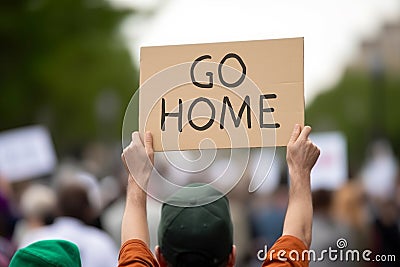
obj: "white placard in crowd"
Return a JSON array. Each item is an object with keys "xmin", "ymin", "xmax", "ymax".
[
  {"xmin": 309, "ymin": 132, "xmax": 348, "ymax": 191},
  {"xmin": 249, "ymin": 148, "xmax": 281, "ymax": 194},
  {"xmin": 0, "ymin": 126, "xmax": 57, "ymax": 181}
]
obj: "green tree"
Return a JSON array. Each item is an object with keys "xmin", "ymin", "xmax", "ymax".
[
  {"xmin": 306, "ymin": 70, "xmax": 400, "ymax": 173},
  {"xmin": 0, "ymin": 0, "xmax": 138, "ymax": 153}
]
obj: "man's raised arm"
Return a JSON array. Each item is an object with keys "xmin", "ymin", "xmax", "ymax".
[
  {"xmin": 283, "ymin": 124, "xmax": 320, "ymax": 248},
  {"xmin": 120, "ymin": 131, "xmax": 154, "ymax": 246}
]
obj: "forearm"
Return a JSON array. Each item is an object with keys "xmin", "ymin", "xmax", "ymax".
[
  {"xmin": 282, "ymin": 125, "xmax": 319, "ymax": 248},
  {"xmin": 121, "ymin": 175, "xmax": 150, "ymax": 246},
  {"xmin": 282, "ymin": 170, "xmax": 313, "ymax": 248}
]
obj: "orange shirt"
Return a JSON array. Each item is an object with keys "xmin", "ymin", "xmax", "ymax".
[
  {"xmin": 118, "ymin": 235, "xmax": 308, "ymax": 267},
  {"xmin": 118, "ymin": 239, "xmax": 159, "ymax": 267},
  {"xmin": 262, "ymin": 235, "xmax": 309, "ymax": 267}
]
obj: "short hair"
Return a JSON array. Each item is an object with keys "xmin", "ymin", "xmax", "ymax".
[{"xmin": 57, "ymin": 183, "xmax": 90, "ymax": 222}]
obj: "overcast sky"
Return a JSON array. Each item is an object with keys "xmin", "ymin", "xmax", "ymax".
[{"xmin": 113, "ymin": 0, "xmax": 400, "ymax": 104}]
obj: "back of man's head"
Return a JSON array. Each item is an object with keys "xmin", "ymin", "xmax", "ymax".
[
  {"xmin": 158, "ymin": 183, "xmax": 233, "ymax": 267},
  {"xmin": 57, "ymin": 183, "xmax": 91, "ymax": 223}
]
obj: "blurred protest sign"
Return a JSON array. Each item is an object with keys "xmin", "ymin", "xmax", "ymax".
[
  {"xmin": 309, "ymin": 132, "xmax": 348, "ymax": 191},
  {"xmin": 361, "ymin": 140, "xmax": 398, "ymax": 199},
  {"xmin": 139, "ymin": 38, "xmax": 304, "ymax": 151},
  {"xmin": 0, "ymin": 126, "xmax": 57, "ymax": 181},
  {"xmin": 248, "ymin": 148, "xmax": 282, "ymax": 194}
]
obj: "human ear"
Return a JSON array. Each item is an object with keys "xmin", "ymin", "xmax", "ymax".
[
  {"xmin": 155, "ymin": 246, "xmax": 168, "ymax": 267},
  {"xmin": 227, "ymin": 245, "xmax": 236, "ymax": 267}
]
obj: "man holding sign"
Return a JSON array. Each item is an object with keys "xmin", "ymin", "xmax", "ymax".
[
  {"xmin": 118, "ymin": 38, "xmax": 319, "ymax": 266},
  {"xmin": 119, "ymin": 125, "xmax": 319, "ymax": 267}
]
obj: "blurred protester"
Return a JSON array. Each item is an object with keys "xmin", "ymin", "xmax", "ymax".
[
  {"xmin": 248, "ymin": 185, "xmax": 287, "ymax": 267},
  {"xmin": 101, "ymin": 167, "xmax": 131, "ymax": 246},
  {"xmin": 13, "ymin": 184, "xmax": 56, "ymax": 246},
  {"xmin": 361, "ymin": 140, "xmax": 399, "ymax": 267},
  {"xmin": 101, "ymin": 192, "xmax": 126, "ymax": 245},
  {"xmin": 0, "ymin": 176, "xmax": 17, "ymax": 267},
  {"xmin": 54, "ymin": 165, "xmax": 104, "ymax": 228},
  {"xmin": 102, "ymin": 185, "xmax": 163, "ymax": 251},
  {"xmin": 332, "ymin": 180, "xmax": 370, "ymax": 249},
  {"xmin": 0, "ymin": 175, "xmax": 13, "ymax": 201},
  {"xmin": 19, "ymin": 177, "xmax": 118, "ymax": 267},
  {"xmin": 369, "ymin": 198, "xmax": 400, "ymax": 267},
  {"xmin": 310, "ymin": 189, "xmax": 352, "ymax": 267},
  {"xmin": 250, "ymin": 185, "xmax": 287, "ymax": 248}
]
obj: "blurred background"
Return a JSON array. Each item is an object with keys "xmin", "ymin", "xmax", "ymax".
[{"xmin": 0, "ymin": 0, "xmax": 399, "ymax": 266}]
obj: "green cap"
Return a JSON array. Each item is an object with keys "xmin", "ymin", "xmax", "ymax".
[
  {"xmin": 158, "ymin": 183, "xmax": 233, "ymax": 267},
  {"xmin": 9, "ymin": 240, "xmax": 81, "ymax": 267}
]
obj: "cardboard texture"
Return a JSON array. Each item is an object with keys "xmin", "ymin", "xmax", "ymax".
[{"xmin": 139, "ymin": 38, "xmax": 304, "ymax": 151}]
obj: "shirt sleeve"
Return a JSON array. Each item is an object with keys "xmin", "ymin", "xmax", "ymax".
[
  {"xmin": 262, "ymin": 235, "xmax": 309, "ymax": 267},
  {"xmin": 118, "ymin": 239, "xmax": 160, "ymax": 267}
]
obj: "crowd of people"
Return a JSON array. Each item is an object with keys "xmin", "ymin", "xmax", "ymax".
[{"xmin": 0, "ymin": 129, "xmax": 399, "ymax": 266}]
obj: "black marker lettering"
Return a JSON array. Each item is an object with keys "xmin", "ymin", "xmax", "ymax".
[
  {"xmin": 188, "ymin": 97, "xmax": 215, "ymax": 131},
  {"xmin": 218, "ymin": 53, "xmax": 246, "ymax": 88},
  {"xmin": 161, "ymin": 98, "xmax": 183, "ymax": 132},
  {"xmin": 191, "ymin": 55, "xmax": 213, "ymax": 88},
  {"xmin": 220, "ymin": 95, "xmax": 251, "ymax": 129},
  {"xmin": 259, "ymin": 94, "xmax": 280, "ymax": 128}
]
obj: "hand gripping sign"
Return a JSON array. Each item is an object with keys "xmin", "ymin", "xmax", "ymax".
[{"xmin": 138, "ymin": 38, "xmax": 304, "ymax": 152}]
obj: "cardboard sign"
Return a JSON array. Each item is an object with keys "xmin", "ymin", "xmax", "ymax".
[
  {"xmin": 139, "ymin": 38, "xmax": 304, "ymax": 151},
  {"xmin": 0, "ymin": 126, "xmax": 57, "ymax": 181}
]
